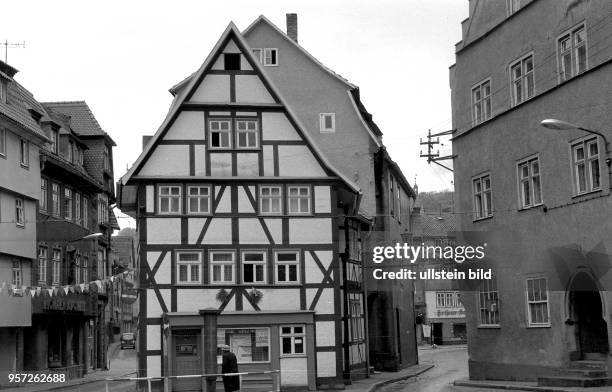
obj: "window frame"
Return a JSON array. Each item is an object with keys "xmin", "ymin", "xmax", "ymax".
[
  {"xmin": 64, "ymin": 187, "xmax": 73, "ymax": 221},
  {"xmin": 471, "ymin": 78, "xmax": 492, "ymax": 126},
  {"xmin": 209, "ymin": 250, "xmax": 236, "ymax": 284},
  {"xmin": 50, "ymin": 129, "xmax": 59, "ymax": 154},
  {"xmin": 15, "ymin": 197, "xmax": 25, "ymax": 227},
  {"xmin": 557, "ymin": 24, "xmax": 587, "ymax": 83},
  {"xmin": 208, "ymin": 119, "xmax": 233, "ymax": 150},
  {"xmin": 259, "ymin": 185, "xmax": 283, "ymax": 215},
  {"xmin": 235, "ymin": 119, "xmax": 259, "ymax": 149},
  {"xmin": 52, "ymin": 248, "xmax": 61, "ymax": 285},
  {"xmin": 38, "ymin": 246, "xmax": 48, "ymax": 284},
  {"xmin": 158, "ymin": 185, "xmax": 182, "ymax": 215},
  {"xmin": 570, "ymin": 136, "xmax": 601, "ymax": 196},
  {"xmin": 472, "ymin": 173, "xmax": 493, "ymax": 221},
  {"xmin": 12, "ymin": 259, "xmax": 22, "ymax": 286},
  {"xmin": 51, "ymin": 183, "xmax": 60, "ymax": 216},
  {"xmin": 263, "ymin": 48, "xmax": 278, "ymax": 66},
  {"xmin": 19, "ymin": 138, "xmax": 29, "ymax": 168},
  {"xmin": 252, "ymin": 48, "xmax": 263, "ymax": 63},
  {"xmin": 187, "ymin": 185, "xmax": 212, "ymax": 215},
  {"xmin": 176, "ymin": 250, "xmax": 202, "ymax": 285},
  {"xmin": 274, "ymin": 250, "xmax": 300, "ymax": 284},
  {"xmin": 525, "ymin": 276, "xmax": 551, "ymax": 327},
  {"xmin": 319, "ymin": 113, "xmax": 336, "ymax": 133},
  {"xmin": 478, "ymin": 278, "xmax": 500, "ymax": 328},
  {"xmin": 40, "ymin": 178, "xmax": 48, "ymax": 212},
  {"xmin": 0, "ymin": 128, "xmax": 6, "ymax": 157},
  {"xmin": 287, "ymin": 185, "xmax": 311, "ymax": 215},
  {"xmin": 241, "ymin": 250, "xmax": 267, "ymax": 285},
  {"xmin": 280, "ymin": 325, "xmax": 306, "ymax": 357},
  {"xmin": 509, "ymin": 53, "xmax": 535, "ymax": 106},
  {"xmin": 517, "ymin": 155, "xmax": 543, "ymax": 209}
]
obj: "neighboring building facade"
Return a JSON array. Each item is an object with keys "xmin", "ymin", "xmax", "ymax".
[
  {"xmin": 111, "ymin": 235, "xmax": 138, "ymax": 334},
  {"xmin": 240, "ymin": 14, "xmax": 418, "ymax": 374},
  {"xmin": 0, "ymin": 61, "xmax": 48, "ymax": 379},
  {"xmin": 409, "ymin": 205, "xmax": 464, "ymax": 346},
  {"xmin": 451, "ymin": 0, "xmax": 612, "ymax": 382},
  {"xmin": 119, "ymin": 23, "xmax": 367, "ymax": 391}
]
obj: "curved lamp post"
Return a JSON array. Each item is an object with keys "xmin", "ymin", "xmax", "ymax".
[{"xmin": 540, "ymin": 118, "xmax": 611, "ymax": 188}]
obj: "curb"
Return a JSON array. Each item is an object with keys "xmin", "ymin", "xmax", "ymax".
[
  {"xmin": 453, "ymin": 380, "xmax": 582, "ymax": 392},
  {"xmin": 368, "ymin": 365, "xmax": 434, "ymax": 392}
]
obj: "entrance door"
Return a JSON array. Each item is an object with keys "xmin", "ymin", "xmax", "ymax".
[
  {"xmin": 432, "ymin": 323, "xmax": 443, "ymax": 345},
  {"xmin": 569, "ymin": 272, "xmax": 609, "ymax": 357},
  {"xmin": 173, "ymin": 329, "xmax": 202, "ymax": 391}
]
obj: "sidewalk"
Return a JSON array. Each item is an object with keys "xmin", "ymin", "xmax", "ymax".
[
  {"xmin": 0, "ymin": 342, "xmax": 136, "ymax": 392},
  {"xmin": 454, "ymin": 378, "xmax": 612, "ymax": 392},
  {"xmin": 342, "ymin": 364, "xmax": 434, "ymax": 392}
]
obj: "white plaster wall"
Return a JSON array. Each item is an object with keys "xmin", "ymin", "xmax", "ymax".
[
  {"xmin": 315, "ymin": 321, "xmax": 336, "ymax": 347},
  {"xmin": 202, "ymin": 218, "xmax": 232, "ymax": 244},
  {"xmin": 177, "ymin": 289, "xmax": 218, "ymax": 311},
  {"xmin": 235, "ymin": 75, "xmax": 275, "ymax": 103},
  {"xmin": 194, "ymin": 145, "xmax": 206, "ymax": 175},
  {"xmin": 289, "ymin": 219, "xmax": 332, "ymax": 244},
  {"xmin": 146, "ymin": 185, "xmax": 154, "ymax": 213},
  {"xmin": 314, "ymin": 186, "xmax": 331, "ymax": 213},
  {"xmin": 306, "ymin": 288, "xmax": 334, "ymax": 314},
  {"xmin": 304, "ymin": 252, "xmax": 324, "ymax": 284},
  {"xmin": 191, "ymin": 75, "xmax": 230, "ymax": 102},
  {"xmin": 215, "ymin": 187, "xmax": 232, "ymax": 213},
  {"xmin": 261, "ymin": 113, "xmax": 300, "ymax": 141},
  {"xmin": 278, "ymin": 146, "xmax": 326, "ymax": 177},
  {"xmin": 139, "ymin": 145, "xmax": 190, "ymax": 176},
  {"xmin": 262, "ymin": 145, "xmax": 274, "ymax": 176},
  {"xmin": 239, "ymin": 218, "xmax": 269, "ymax": 244},
  {"xmin": 147, "ymin": 356, "xmax": 161, "ymax": 378},
  {"xmin": 210, "ymin": 153, "xmax": 232, "ymax": 177},
  {"xmin": 147, "ymin": 289, "xmax": 170, "ymax": 318},
  {"xmin": 147, "ymin": 218, "xmax": 181, "ymax": 244},
  {"xmin": 236, "ymin": 153, "xmax": 258, "ymax": 176},
  {"xmin": 316, "ymin": 352, "xmax": 336, "ymax": 377},
  {"xmin": 263, "ymin": 218, "xmax": 282, "ymax": 244},
  {"xmin": 237, "ymin": 187, "xmax": 255, "ymax": 213},
  {"xmin": 147, "ymin": 325, "xmax": 161, "ymax": 350},
  {"xmin": 148, "ymin": 251, "xmax": 171, "ymax": 284},
  {"xmin": 224, "ymin": 40, "xmax": 239, "ymax": 53},
  {"xmin": 280, "ymin": 357, "xmax": 308, "ymax": 386},
  {"xmin": 164, "ymin": 111, "xmax": 205, "ymax": 140},
  {"xmin": 258, "ymin": 288, "xmax": 300, "ymax": 310},
  {"xmin": 187, "ymin": 218, "xmax": 206, "ymax": 244}
]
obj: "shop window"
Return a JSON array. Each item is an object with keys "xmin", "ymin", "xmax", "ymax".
[{"xmin": 218, "ymin": 328, "xmax": 270, "ymax": 363}]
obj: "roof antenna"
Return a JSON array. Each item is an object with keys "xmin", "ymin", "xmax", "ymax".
[{"xmin": 0, "ymin": 40, "xmax": 25, "ymax": 63}]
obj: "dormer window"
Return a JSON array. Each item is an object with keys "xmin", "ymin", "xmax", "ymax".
[
  {"xmin": 224, "ymin": 53, "xmax": 241, "ymax": 71},
  {"xmin": 68, "ymin": 141, "xmax": 74, "ymax": 163},
  {"xmin": 50, "ymin": 129, "xmax": 59, "ymax": 154}
]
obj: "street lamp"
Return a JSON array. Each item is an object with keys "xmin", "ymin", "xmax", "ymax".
[
  {"xmin": 67, "ymin": 232, "xmax": 103, "ymax": 243},
  {"xmin": 540, "ymin": 118, "xmax": 612, "ymax": 188}
]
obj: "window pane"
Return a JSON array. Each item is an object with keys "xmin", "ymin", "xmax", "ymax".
[
  {"xmin": 277, "ymin": 253, "xmax": 297, "ymax": 262},
  {"xmin": 224, "ymin": 265, "xmax": 233, "ymax": 282},
  {"xmin": 179, "ymin": 265, "xmax": 188, "ymax": 281},
  {"xmin": 244, "ymin": 264, "xmax": 254, "ymax": 282},
  {"xmin": 213, "ymin": 265, "xmax": 221, "ymax": 281},
  {"xmin": 277, "ymin": 266, "xmax": 286, "ymax": 281},
  {"xmin": 282, "ymin": 337, "xmax": 291, "ymax": 354},
  {"xmin": 244, "ymin": 253, "xmax": 263, "ymax": 262},
  {"xmin": 591, "ymin": 160, "xmax": 600, "ymax": 188}
]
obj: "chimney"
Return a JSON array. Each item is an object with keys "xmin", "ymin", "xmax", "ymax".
[
  {"xmin": 142, "ymin": 135, "xmax": 152, "ymax": 150},
  {"xmin": 286, "ymin": 13, "xmax": 298, "ymax": 43}
]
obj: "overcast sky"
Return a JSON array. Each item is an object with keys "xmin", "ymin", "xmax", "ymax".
[{"xmin": 1, "ymin": 0, "xmax": 467, "ymax": 229}]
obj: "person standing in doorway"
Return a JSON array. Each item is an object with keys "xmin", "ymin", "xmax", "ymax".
[{"xmin": 221, "ymin": 345, "xmax": 240, "ymax": 392}]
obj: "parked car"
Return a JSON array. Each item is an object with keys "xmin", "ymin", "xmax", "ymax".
[{"xmin": 120, "ymin": 332, "xmax": 135, "ymax": 349}]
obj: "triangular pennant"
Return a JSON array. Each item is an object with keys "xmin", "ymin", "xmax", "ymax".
[
  {"xmin": 70, "ymin": 286, "xmax": 76, "ymax": 293},
  {"xmin": 30, "ymin": 289, "xmax": 36, "ymax": 297},
  {"xmin": 47, "ymin": 289, "xmax": 54, "ymax": 297},
  {"xmin": 63, "ymin": 286, "xmax": 70, "ymax": 295}
]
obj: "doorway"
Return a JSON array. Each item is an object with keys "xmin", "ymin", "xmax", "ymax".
[
  {"xmin": 431, "ymin": 323, "xmax": 443, "ymax": 345},
  {"xmin": 569, "ymin": 272, "xmax": 609, "ymax": 358},
  {"xmin": 172, "ymin": 329, "xmax": 202, "ymax": 391}
]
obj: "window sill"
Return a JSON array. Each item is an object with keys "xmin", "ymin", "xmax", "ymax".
[
  {"xmin": 0, "ymin": 153, "xmax": 6, "ymax": 160},
  {"xmin": 477, "ymin": 325, "xmax": 500, "ymax": 329},
  {"xmin": 16, "ymin": 224, "xmax": 26, "ymax": 229},
  {"xmin": 472, "ymin": 215, "xmax": 493, "ymax": 223},
  {"xmin": 20, "ymin": 163, "xmax": 29, "ymax": 170},
  {"xmin": 280, "ymin": 354, "xmax": 307, "ymax": 358},
  {"xmin": 571, "ymin": 188, "xmax": 602, "ymax": 199},
  {"xmin": 319, "ymin": 130, "xmax": 335, "ymax": 134},
  {"xmin": 526, "ymin": 324, "xmax": 551, "ymax": 328},
  {"xmin": 517, "ymin": 203, "xmax": 544, "ymax": 212}
]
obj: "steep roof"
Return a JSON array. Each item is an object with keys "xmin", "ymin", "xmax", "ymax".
[
  {"xmin": 0, "ymin": 63, "xmax": 51, "ymax": 142},
  {"xmin": 410, "ymin": 211, "xmax": 457, "ymax": 238},
  {"xmin": 41, "ymin": 101, "xmax": 116, "ymax": 145},
  {"xmin": 121, "ymin": 22, "xmax": 361, "ymax": 196}
]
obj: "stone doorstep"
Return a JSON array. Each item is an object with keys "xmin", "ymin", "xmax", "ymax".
[{"xmin": 537, "ymin": 376, "xmax": 612, "ymax": 388}]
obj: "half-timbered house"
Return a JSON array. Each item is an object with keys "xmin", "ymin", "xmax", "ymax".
[{"xmin": 119, "ymin": 23, "xmax": 367, "ymax": 391}]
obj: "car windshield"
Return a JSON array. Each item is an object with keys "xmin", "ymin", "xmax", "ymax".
[{"xmin": 122, "ymin": 333, "xmax": 134, "ymax": 339}]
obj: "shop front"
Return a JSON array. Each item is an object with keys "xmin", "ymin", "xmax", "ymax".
[
  {"xmin": 25, "ymin": 291, "xmax": 97, "ymax": 378},
  {"xmin": 160, "ymin": 310, "xmax": 316, "ymax": 392}
]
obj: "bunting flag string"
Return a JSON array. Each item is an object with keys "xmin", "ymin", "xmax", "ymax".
[{"xmin": 0, "ymin": 268, "xmax": 136, "ymax": 299}]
